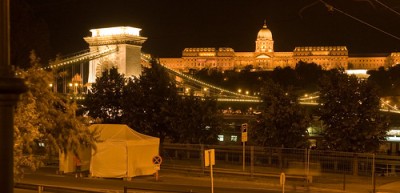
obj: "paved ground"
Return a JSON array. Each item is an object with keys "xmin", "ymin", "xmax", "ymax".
[{"xmin": 14, "ymin": 166, "xmax": 400, "ymax": 193}]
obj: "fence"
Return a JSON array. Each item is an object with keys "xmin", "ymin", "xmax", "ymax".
[
  {"xmin": 162, "ymin": 144, "xmax": 384, "ymax": 175},
  {"xmin": 161, "ymin": 143, "xmax": 400, "ymax": 192}
]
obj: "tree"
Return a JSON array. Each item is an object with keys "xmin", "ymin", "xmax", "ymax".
[
  {"xmin": 250, "ymin": 79, "xmax": 310, "ymax": 148},
  {"xmin": 14, "ymin": 53, "xmax": 97, "ymax": 180},
  {"xmin": 295, "ymin": 61, "xmax": 324, "ymax": 93},
  {"xmin": 83, "ymin": 67, "xmax": 125, "ymax": 123},
  {"xmin": 172, "ymin": 94, "xmax": 222, "ymax": 144},
  {"xmin": 121, "ymin": 59, "xmax": 179, "ymax": 146},
  {"xmin": 318, "ymin": 69, "xmax": 389, "ymax": 152},
  {"xmin": 368, "ymin": 67, "xmax": 392, "ymax": 96},
  {"xmin": 271, "ymin": 66, "xmax": 297, "ymax": 90}
]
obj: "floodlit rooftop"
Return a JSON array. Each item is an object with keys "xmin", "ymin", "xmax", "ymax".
[{"xmin": 90, "ymin": 26, "xmax": 141, "ymax": 37}]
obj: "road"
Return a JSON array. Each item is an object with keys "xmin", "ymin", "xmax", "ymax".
[
  {"xmin": 17, "ymin": 166, "xmax": 400, "ymax": 193},
  {"xmin": 16, "ymin": 167, "xmax": 315, "ymax": 193}
]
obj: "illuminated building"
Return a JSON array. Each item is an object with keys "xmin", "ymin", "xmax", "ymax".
[
  {"xmin": 160, "ymin": 21, "xmax": 400, "ymax": 72},
  {"xmin": 84, "ymin": 26, "xmax": 147, "ymax": 83}
]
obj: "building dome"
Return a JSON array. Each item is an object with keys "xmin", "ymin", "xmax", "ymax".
[{"xmin": 257, "ymin": 22, "xmax": 272, "ymax": 40}]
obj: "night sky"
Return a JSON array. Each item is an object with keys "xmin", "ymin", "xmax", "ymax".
[{"xmin": 25, "ymin": 0, "xmax": 400, "ymax": 58}]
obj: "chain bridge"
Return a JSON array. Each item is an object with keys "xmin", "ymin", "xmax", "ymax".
[{"xmin": 43, "ymin": 26, "xmax": 400, "ymax": 114}]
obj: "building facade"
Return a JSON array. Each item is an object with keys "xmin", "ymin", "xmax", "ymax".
[
  {"xmin": 84, "ymin": 26, "xmax": 147, "ymax": 83},
  {"xmin": 160, "ymin": 21, "xmax": 400, "ymax": 72}
]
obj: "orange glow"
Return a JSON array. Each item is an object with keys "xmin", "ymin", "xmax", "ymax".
[{"xmin": 90, "ymin": 26, "xmax": 141, "ymax": 37}]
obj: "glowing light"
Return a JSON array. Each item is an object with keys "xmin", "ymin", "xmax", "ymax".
[
  {"xmin": 199, "ymin": 52, "xmax": 216, "ymax": 57},
  {"xmin": 90, "ymin": 26, "xmax": 141, "ymax": 37},
  {"xmin": 346, "ymin": 69, "xmax": 369, "ymax": 78},
  {"xmin": 346, "ymin": 69, "xmax": 369, "ymax": 75}
]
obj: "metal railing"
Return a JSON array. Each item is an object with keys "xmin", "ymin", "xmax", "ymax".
[{"xmin": 161, "ymin": 143, "xmax": 400, "ymax": 177}]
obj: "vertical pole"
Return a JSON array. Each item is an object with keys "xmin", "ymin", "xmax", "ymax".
[
  {"xmin": 201, "ymin": 144, "xmax": 205, "ymax": 174},
  {"xmin": 242, "ymin": 142, "xmax": 245, "ymax": 171},
  {"xmin": 304, "ymin": 148, "xmax": 307, "ymax": 175},
  {"xmin": 209, "ymin": 151, "xmax": 214, "ymax": 193},
  {"xmin": 0, "ymin": 1, "xmax": 26, "ymax": 193},
  {"xmin": 343, "ymin": 172, "xmax": 346, "ymax": 191},
  {"xmin": 250, "ymin": 146, "xmax": 254, "ymax": 177},
  {"xmin": 280, "ymin": 172, "xmax": 285, "ymax": 193},
  {"xmin": 307, "ymin": 148, "xmax": 310, "ymax": 183},
  {"xmin": 372, "ymin": 153, "xmax": 376, "ymax": 193}
]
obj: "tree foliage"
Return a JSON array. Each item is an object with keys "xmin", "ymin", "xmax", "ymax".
[
  {"xmin": 83, "ymin": 67, "xmax": 125, "ymax": 123},
  {"xmin": 14, "ymin": 53, "xmax": 97, "ymax": 180},
  {"xmin": 121, "ymin": 60, "xmax": 179, "ymax": 145},
  {"xmin": 318, "ymin": 69, "xmax": 389, "ymax": 152},
  {"xmin": 172, "ymin": 95, "xmax": 222, "ymax": 144},
  {"xmin": 121, "ymin": 60, "xmax": 222, "ymax": 146},
  {"xmin": 250, "ymin": 79, "xmax": 310, "ymax": 148},
  {"xmin": 294, "ymin": 61, "xmax": 324, "ymax": 92},
  {"xmin": 368, "ymin": 65, "xmax": 400, "ymax": 96}
]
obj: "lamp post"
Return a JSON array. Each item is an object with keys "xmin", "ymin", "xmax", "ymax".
[{"xmin": 0, "ymin": 1, "xmax": 27, "ymax": 192}]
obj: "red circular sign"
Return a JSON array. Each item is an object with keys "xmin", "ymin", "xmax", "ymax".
[{"xmin": 152, "ymin": 155, "xmax": 162, "ymax": 165}]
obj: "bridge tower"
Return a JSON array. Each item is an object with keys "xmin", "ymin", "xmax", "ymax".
[{"xmin": 84, "ymin": 26, "xmax": 147, "ymax": 83}]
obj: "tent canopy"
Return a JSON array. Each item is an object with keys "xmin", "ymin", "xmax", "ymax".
[
  {"xmin": 59, "ymin": 124, "xmax": 160, "ymax": 178},
  {"xmin": 92, "ymin": 124, "xmax": 158, "ymax": 143},
  {"xmin": 89, "ymin": 124, "xmax": 160, "ymax": 178}
]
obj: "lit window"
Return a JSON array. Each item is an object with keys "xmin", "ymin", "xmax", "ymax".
[
  {"xmin": 218, "ymin": 135, "xmax": 224, "ymax": 142},
  {"xmin": 231, "ymin": 135, "xmax": 238, "ymax": 142}
]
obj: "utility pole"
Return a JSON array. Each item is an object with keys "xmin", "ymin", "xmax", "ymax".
[{"xmin": 0, "ymin": 0, "xmax": 27, "ymax": 192}]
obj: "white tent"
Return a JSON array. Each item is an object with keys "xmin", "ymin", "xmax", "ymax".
[
  {"xmin": 89, "ymin": 124, "xmax": 160, "ymax": 178},
  {"xmin": 58, "ymin": 124, "xmax": 160, "ymax": 178}
]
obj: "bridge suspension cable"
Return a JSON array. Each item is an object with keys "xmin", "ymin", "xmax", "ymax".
[
  {"xmin": 44, "ymin": 48, "xmax": 118, "ymax": 69},
  {"xmin": 141, "ymin": 54, "xmax": 261, "ymax": 101}
]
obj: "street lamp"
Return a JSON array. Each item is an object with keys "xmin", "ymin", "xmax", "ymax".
[{"xmin": 0, "ymin": 0, "xmax": 27, "ymax": 192}]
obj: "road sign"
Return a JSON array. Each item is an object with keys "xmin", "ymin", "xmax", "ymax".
[
  {"xmin": 152, "ymin": 155, "xmax": 162, "ymax": 181},
  {"xmin": 204, "ymin": 149, "xmax": 215, "ymax": 193},
  {"xmin": 241, "ymin": 123, "xmax": 248, "ymax": 133},
  {"xmin": 241, "ymin": 123, "xmax": 248, "ymax": 142},
  {"xmin": 152, "ymin": 155, "xmax": 162, "ymax": 165},
  {"xmin": 204, "ymin": 149, "xmax": 215, "ymax": 167},
  {"xmin": 241, "ymin": 132, "xmax": 248, "ymax": 142}
]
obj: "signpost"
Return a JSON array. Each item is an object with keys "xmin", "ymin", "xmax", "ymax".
[
  {"xmin": 241, "ymin": 123, "xmax": 248, "ymax": 171},
  {"xmin": 204, "ymin": 149, "xmax": 215, "ymax": 193},
  {"xmin": 152, "ymin": 155, "xmax": 162, "ymax": 181}
]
